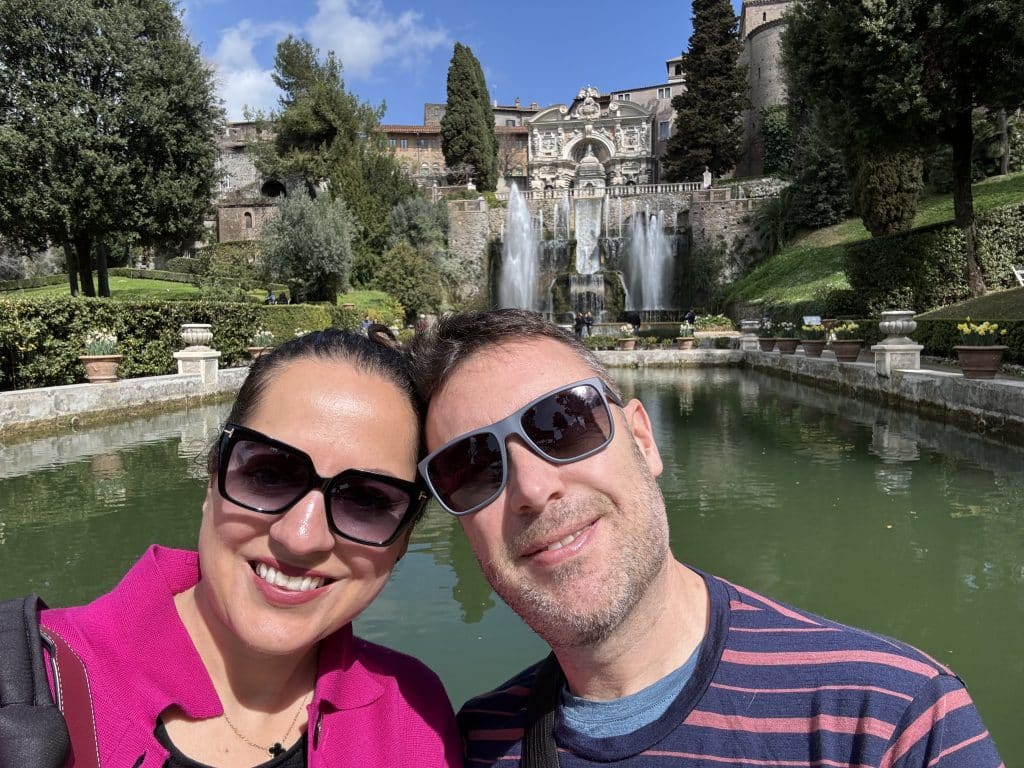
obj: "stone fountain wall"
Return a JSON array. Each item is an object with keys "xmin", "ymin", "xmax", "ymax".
[{"xmin": 445, "ymin": 185, "xmax": 774, "ymax": 312}]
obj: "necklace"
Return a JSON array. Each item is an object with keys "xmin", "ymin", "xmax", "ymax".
[{"xmin": 222, "ymin": 692, "xmax": 309, "ymax": 757}]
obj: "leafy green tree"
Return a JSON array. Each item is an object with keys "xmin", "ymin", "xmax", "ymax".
[
  {"xmin": 783, "ymin": 0, "xmax": 1024, "ymax": 296},
  {"xmin": 786, "ymin": 107, "xmax": 851, "ymax": 231},
  {"xmin": 0, "ymin": 0, "xmax": 221, "ymax": 297},
  {"xmin": 252, "ymin": 36, "xmax": 416, "ymax": 268},
  {"xmin": 386, "ymin": 197, "xmax": 448, "ymax": 257},
  {"xmin": 366, "ymin": 242, "xmax": 442, "ymax": 323},
  {"xmin": 760, "ymin": 105, "xmax": 794, "ymax": 179},
  {"xmin": 662, "ymin": 0, "xmax": 746, "ymax": 180},
  {"xmin": 261, "ymin": 194, "xmax": 355, "ymax": 303},
  {"xmin": 852, "ymin": 151, "xmax": 923, "ymax": 237},
  {"xmin": 440, "ymin": 43, "xmax": 498, "ymax": 191}
]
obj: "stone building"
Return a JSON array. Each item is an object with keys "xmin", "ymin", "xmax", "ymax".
[
  {"xmin": 526, "ymin": 86, "xmax": 657, "ymax": 189},
  {"xmin": 737, "ymin": 0, "xmax": 792, "ymax": 176}
]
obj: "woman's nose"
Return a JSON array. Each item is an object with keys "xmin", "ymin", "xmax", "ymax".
[{"xmin": 268, "ymin": 489, "xmax": 336, "ymax": 554}]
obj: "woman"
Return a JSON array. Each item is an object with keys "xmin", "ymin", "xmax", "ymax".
[{"xmin": 40, "ymin": 330, "xmax": 463, "ymax": 767}]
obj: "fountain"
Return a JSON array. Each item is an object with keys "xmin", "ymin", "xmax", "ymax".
[
  {"xmin": 625, "ymin": 209, "xmax": 673, "ymax": 313},
  {"xmin": 497, "ymin": 184, "xmax": 539, "ymax": 311},
  {"xmin": 496, "ymin": 184, "xmax": 686, "ymax": 322}
]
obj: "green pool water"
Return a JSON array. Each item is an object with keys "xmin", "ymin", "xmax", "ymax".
[{"xmin": 1, "ymin": 367, "xmax": 1020, "ymax": 763}]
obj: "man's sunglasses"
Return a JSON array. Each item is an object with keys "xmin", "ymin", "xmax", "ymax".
[
  {"xmin": 418, "ymin": 377, "xmax": 623, "ymax": 517},
  {"xmin": 217, "ymin": 423, "xmax": 427, "ymax": 547}
]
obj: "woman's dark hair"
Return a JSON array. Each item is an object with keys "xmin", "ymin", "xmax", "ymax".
[{"xmin": 208, "ymin": 328, "xmax": 422, "ymax": 475}]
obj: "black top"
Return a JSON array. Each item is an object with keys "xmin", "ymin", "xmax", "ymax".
[{"xmin": 154, "ymin": 719, "xmax": 307, "ymax": 768}]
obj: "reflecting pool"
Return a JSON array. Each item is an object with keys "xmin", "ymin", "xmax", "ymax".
[{"xmin": 0, "ymin": 368, "xmax": 1021, "ymax": 763}]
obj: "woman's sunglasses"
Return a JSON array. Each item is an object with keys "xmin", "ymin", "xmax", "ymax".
[
  {"xmin": 217, "ymin": 423, "xmax": 427, "ymax": 547},
  {"xmin": 418, "ymin": 377, "xmax": 623, "ymax": 516}
]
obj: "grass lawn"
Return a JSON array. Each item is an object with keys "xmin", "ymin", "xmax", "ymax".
[
  {"xmin": 723, "ymin": 171, "xmax": 1024, "ymax": 309},
  {"xmin": 5, "ymin": 276, "xmax": 200, "ymax": 300},
  {"xmin": 917, "ymin": 286, "xmax": 1024, "ymax": 319}
]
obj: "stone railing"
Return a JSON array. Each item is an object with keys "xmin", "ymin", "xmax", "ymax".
[{"xmin": 495, "ymin": 181, "xmax": 705, "ymax": 201}]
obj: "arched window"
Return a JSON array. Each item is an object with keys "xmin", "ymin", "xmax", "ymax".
[
  {"xmin": 244, "ymin": 212, "xmax": 253, "ymax": 229},
  {"xmin": 420, "ymin": 163, "xmax": 429, "ymax": 176}
]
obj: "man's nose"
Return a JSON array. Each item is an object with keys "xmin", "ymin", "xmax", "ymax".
[{"xmin": 502, "ymin": 438, "xmax": 567, "ymax": 515}]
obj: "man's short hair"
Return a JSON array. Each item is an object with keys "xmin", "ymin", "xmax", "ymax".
[{"xmin": 409, "ymin": 309, "xmax": 620, "ymax": 402}]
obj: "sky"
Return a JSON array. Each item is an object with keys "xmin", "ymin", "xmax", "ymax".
[{"xmin": 179, "ymin": 0, "xmax": 745, "ymax": 125}]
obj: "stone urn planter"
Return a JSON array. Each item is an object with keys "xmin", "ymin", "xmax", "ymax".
[
  {"xmin": 247, "ymin": 346, "xmax": 271, "ymax": 361},
  {"xmin": 757, "ymin": 337, "xmax": 776, "ymax": 352},
  {"xmin": 180, "ymin": 323, "xmax": 213, "ymax": 347},
  {"xmin": 616, "ymin": 338, "xmax": 637, "ymax": 351},
  {"xmin": 801, "ymin": 339, "xmax": 827, "ymax": 358},
  {"xmin": 675, "ymin": 337, "xmax": 696, "ymax": 350},
  {"xmin": 955, "ymin": 346, "xmax": 1007, "ymax": 380},
  {"xmin": 831, "ymin": 340, "xmax": 864, "ymax": 363},
  {"xmin": 775, "ymin": 338, "xmax": 799, "ymax": 355},
  {"xmin": 79, "ymin": 354, "xmax": 123, "ymax": 383}
]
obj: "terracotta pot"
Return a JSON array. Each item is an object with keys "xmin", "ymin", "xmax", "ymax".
[
  {"xmin": 79, "ymin": 354, "xmax": 123, "ymax": 383},
  {"xmin": 675, "ymin": 337, "xmax": 696, "ymax": 350},
  {"xmin": 801, "ymin": 339, "xmax": 826, "ymax": 358},
  {"xmin": 830, "ymin": 339, "xmax": 864, "ymax": 363},
  {"xmin": 757, "ymin": 337, "xmax": 776, "ymax": 352},
  {"xmin": 955, "ymin": 345, "xmax": 1007, "ymax": 380},
  {"xmin": 247, "ymin": 346, "xmax": 270, "ymax": 361},
  {"xmin": 615, "ymin": 338, "xmax": 637, "ymax": 351},
  {"xmin": 775, "ymin": 338, "xmax": 799, "ymax": 355}
]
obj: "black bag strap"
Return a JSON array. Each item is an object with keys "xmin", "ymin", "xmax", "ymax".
[
  {"xmin": 0, "ymin": 595, "xmax": 71, "ymax": 768},
  {"xmin": 521, "ymin": 653, "xmax": 563, "ymax": 768}
]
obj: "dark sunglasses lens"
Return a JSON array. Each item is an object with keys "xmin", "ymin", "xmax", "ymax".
[
  {"xmin": 427, "ymin": 432, "xmax": 503, "ymax": 514},
  {"xmin": 523, "ymin": 384, "xmax": 612, "ymax": 460},
  {"xmin": 223, "ymin": 439, "xmax": 311, "ymax": 511},
  {"xmin": 329, "ymin": 475, "xmax": 413, "ymax": 543}
]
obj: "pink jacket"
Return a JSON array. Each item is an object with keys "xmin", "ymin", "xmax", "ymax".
[{"xmin": 41, "ymin": 546, "xmax": 463, "ymax": 767}]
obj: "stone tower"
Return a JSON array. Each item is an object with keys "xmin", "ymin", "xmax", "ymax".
[{"xmin": 737, "ymin": 0, "xmax": 792, "ymax": 177}]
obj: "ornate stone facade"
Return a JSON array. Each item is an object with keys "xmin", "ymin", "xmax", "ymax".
[{"xmin": 527, "ymin": 86, "xmax": 655, "ymax": 190}]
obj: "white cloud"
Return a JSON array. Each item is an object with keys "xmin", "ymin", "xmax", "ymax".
[
  {"xmin": 210, "ymin": 20, "xmax": 294, "ymax": 120},
  {"xmin": 208, "ymin": 1, "xmax": 447, "ymax": 121},
  {"xmin": 305, "ymin": 0, "xmax": 448, "ymax": 78}
]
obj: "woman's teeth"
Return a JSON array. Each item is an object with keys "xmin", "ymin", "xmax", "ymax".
[{"xmin": 255, "ymin": 562, "xmax": 324, "ymax": 592}]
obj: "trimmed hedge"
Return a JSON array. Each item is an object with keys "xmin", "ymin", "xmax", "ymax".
[
  {"xmin": 108, "ymin": 268, "xmax": 199, "ymax": 284},
  {"xmin": 845, "ymin": 204, "xmax": 1024, "ymax": 315},
  {"xmin": 0, "ymin": 274, "xmax": 68, "ymax": 292},
  {"xmin": 0, "ymin": 297, "xmax": 362, "ymax": 390}
]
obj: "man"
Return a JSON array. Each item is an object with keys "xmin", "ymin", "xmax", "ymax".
[{"xmin": 411, "ymin": 309, "xmax": 1003, "ymax": 768}]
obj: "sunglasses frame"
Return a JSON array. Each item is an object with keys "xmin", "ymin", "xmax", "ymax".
[
  {"xmin": 419, "ymin": 377, "xmax": 623, "ymax": 517},
  {"xmin": 217, "ymin": 422, "xmax": 428, "ymax": 547}
]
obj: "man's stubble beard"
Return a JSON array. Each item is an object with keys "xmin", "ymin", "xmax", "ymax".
[{"xmin": 477, "ymin": 448, "xmax": 669, "ymax": 649}]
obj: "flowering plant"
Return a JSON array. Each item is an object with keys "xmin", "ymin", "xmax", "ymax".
[
  {"xmin": 831, "ymin": 321, "xmax": 861, "ymax": 340},
  {"xmin": 678, "ymin": 322, "xmax": 695, "ymax": 337},
  {"xmin": 293, "ymin": 329, "xmax": 311, "ymax": 338},
  {"xmin": 83, "ymin": 329, "xmax": 118, "ymax": 355},
  {"xmin": 957, "ymin": 318, "xmax": 1007, "ymax": 346},
  {"xmin": 757, "ymin": 318, "xmax": 775, "ymax": 338},
  {"xmin": 800, "ymin": 324, "xmax": 826, "ymax": 340},
  {"xmin": 694, "ymin": 314, "xmax": 733, "ymax": 332},
  {"xmin": 619, "ymin": 324, "xmax": 635, "ymax": 338},
  {"xmin": 776, "ymin": 321, "xmax": 796, "ymax": 337},
  {"xmin": 249, "ymin": 329, "xmax": 274, "ymax": 347}
]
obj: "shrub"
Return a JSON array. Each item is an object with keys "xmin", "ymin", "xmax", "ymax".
[
  {"xmin": 851, "ymin": 151, "xmax": 923, "ymax": 237},
  {"xmin": 695, "ymin": 314, "xmax": 734, "ymax": 332},
  {"xmin": 914, "ymin": 319, "xmax": 1023, "ymax": 364}
]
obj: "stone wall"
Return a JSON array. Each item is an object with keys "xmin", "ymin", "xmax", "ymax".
[
  {"xmin": 689, "ymin": 197, "xmax": 766, "ymax": 281},
  {"xmin": 217, "ymin": 203, "xmax": 279, "ymax": 243},
  {"xmin": 216, "ymin": 147, "xmax": 260, "ymax": 199},
  {"xmin": 445, "ymin": 198, "xmax": 493, "ymax": 308}
]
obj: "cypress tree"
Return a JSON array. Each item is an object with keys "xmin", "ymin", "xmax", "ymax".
[
  {"xmin": 662, "ymin": 0, "xmax": 746, "ymax": 181},
  {"xmin": 440, "ymin": 43, "xmax": 498, "ymax": 191}
]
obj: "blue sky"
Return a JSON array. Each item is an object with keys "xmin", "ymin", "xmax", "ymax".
[{"xmin": 179, "ymin": 0, "xmax": 744, "ymax": 125}]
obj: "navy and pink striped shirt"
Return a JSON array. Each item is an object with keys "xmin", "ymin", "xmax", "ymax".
[{"xmin": 458, "ymin": 570, "xmax": 1004, "ymax": 767}]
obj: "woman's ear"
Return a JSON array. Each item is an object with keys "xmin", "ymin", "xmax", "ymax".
[{"xmin": 622, "ymin": 399, "xmax": 664, "ymax": 478}]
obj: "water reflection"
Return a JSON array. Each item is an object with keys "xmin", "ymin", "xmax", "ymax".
[{"xmin": 0, "ymin": 370, "xmax": 1021, "ymax": 763}]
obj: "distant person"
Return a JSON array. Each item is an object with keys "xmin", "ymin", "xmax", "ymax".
[
  {"xmin": 277, "ymin": 292, "xmax": 288, "ymax": 305},
  {"xmin": 623, "ymin": 310, "xmax": 641, "ymax": 335},
  {"xmin": 29, "ymin": 330, "xmax": 461, "ymax": 766},
  {"xmin": 264, "ymin": 290, "xmax": 276, "ymax": 305},
  {"xmin": 411, "ymin": 308, "xmax": 1003, "ymax": 768},
  {"xmin": 572, "ymin": 312, "xmax": 583, "ymax": 339},
  {"xmin": 583, "ymin": 311, "xmax": 593, "ymax": 338},
  {"xmin": 683, "ymin": 308, "xmax": 696, "ymax": 324},
  {"xmin": 415, "ymin": 314, "xmax": 429, "ymax": 334},
  {"xmin": 360, "ymin": 314, "xmax": 372, "ymax": 335}
]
